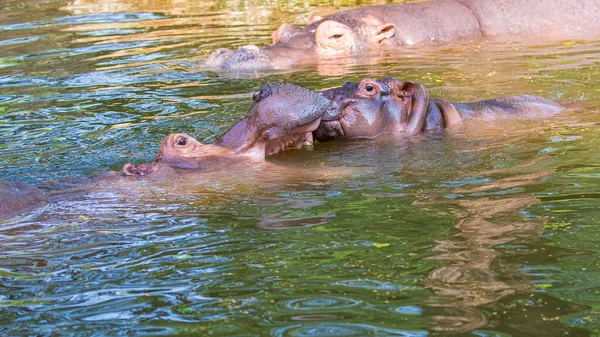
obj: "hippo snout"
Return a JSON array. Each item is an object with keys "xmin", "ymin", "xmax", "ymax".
[
  {"xmin": 202, "ymin": 44, "xmax": 271, "ymax": 71},
  {"xmin": 202, "ymin": 48, "xmax": 234, "ymax": 69},
  {"xmin": 122, "ymin": 163, "xmax": 158, "ymax": 176}
]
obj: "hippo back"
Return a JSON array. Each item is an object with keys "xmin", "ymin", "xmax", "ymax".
[{"xmin": 0, "ymin": 181, "xmax": 48, "ymax": 220}]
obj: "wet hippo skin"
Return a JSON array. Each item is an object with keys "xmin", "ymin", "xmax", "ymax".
[
  {"xmin": 313, "ymin": 77, "xmax": 564, "ymax": 141},
  {"xmin": 0, "ymin": 181, "xmax": 48, "ymax": 221},
  {"xmin": 202, "ymin": 0, "xmax": 600, "ymax": 71},
  {"xmin": 123, "ymin": 83, "xmax": 333, "ymax": 176}
]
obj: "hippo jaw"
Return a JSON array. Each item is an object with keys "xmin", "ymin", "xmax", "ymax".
[{"xmin": 262, "ymin": 118, "xmax": 321, "ymax": 157}]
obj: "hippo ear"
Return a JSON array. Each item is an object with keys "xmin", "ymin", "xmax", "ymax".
[
  {"xmin": 391, "ymin": 81, "xmax": 416, "ymax": 102},
  {"xmin": 315, "ymin": 20, "xmax": 354, "ymax": 54},
  {"xmin": 374, "ymin": 23, "xmax": 395, "ymax": 43}
]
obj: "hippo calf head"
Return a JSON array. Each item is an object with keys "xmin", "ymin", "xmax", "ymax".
[
  {"xmin": 314, "ymin": 77, "xmax": 429, "ymax": 141},
  {"xmin": 201, "ymin": 15, "xmax": 396, "ymax": 71},
  {"xmin": 123, "ymin": 133, "xmax": 239, "ymax": 176}
]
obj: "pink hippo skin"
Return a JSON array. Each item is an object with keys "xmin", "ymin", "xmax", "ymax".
[
  {"xmin": 202, "ymin": 0, "xmax": 600, "ymax": 72},
  {"xmin": 0, "ymin": 181, "xmax": 48, "ymax": 221},
  {"xmin": 313, "ymin": 77, "xmax": 564, "ymax": 141}
]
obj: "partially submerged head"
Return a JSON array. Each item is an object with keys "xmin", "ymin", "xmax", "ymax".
[
  {"xmin": 122, "ymin": 133, "xmax": 239, "ymax": 176},
  {"xmin": 201, "ymin": 14, "xmax": 396, "ymax": 71},
  {"xmin": 214, "ymin": 82, "xmax": 335, "ymax": 158},
  {"xmin": 314, "ymin": 77, "xmax": 429, "ymax": 141}
]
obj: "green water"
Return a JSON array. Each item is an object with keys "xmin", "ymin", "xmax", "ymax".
[{"xmin": 2, "ymin": 0, "xmax": 600, "ymax": 336}]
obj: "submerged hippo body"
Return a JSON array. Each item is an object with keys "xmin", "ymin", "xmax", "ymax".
[
  {"xmin": 0, "ymin": 181, "xmax": 48, "ymax": 221},
  {"xmin": 314, "ymin": 77, "xmax": 563, "ymax": 141},
  {"xmin": 123, "ymin": 83, "xmax": 333, "ymax": 176},
  {"xmin": 203, "ymin": 0, "xmax": 600, "ymax": 71}
]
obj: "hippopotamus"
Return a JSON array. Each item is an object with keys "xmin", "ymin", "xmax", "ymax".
[
  {"xmin": 1, "ymin": 83, "xmax": 333, "ymax": 219},
  {"xmin": 123, "ymin": 83, "xmax": 333, "ymax": 176},
  {"xmin": 313, "ymin": 77, "xmax": 564, "ymax": 141},
  {"xmin": 202, "ymin": 0, "xmax": 600, "ymax": 71}
]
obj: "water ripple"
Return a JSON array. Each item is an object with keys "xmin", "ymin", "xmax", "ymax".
[{"xmin": 273, "ymin": 323, "xmax": 428, "ymax": 337}]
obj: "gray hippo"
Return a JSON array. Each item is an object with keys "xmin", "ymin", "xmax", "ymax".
[
  {"xmin": 203, "ymin": 0, "xmax": 600, "ymax": 71},
  {"xmin": 313, "ymin": 77, "xmax": 564, "ymax": 141}
]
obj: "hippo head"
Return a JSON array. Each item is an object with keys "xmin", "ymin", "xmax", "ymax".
[
  {"xmin": 201, "ymin": 15, "xmax": 396, "ymax": 71},
  {"xmin": 314, "ymin": 77, "xmax": 429, "ymax": 141},
  {"xmin": 214, "ymin": 82, "xmax": 335, "ymax": 158},
  {"xmin": 122, "ymin": 133, "xmax": 239, "ymax": 176}
]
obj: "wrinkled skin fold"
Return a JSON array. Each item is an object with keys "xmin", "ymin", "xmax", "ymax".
[{"xmin": 201, "ymin": 0, "xmax": 600, "ymax": 72}]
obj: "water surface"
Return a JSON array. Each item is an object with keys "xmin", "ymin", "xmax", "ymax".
[{"xmin": 2, "ymin": 0, "xmax": 600, "ymax": 336}]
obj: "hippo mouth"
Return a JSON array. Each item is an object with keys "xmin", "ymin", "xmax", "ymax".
[
  {"xmin": 122, "ymin": 162, "xmax": 160, "ymax": 176},
  {"xmin": 264, "ymin": 118, "xmax": 322, "ymax": 156}
]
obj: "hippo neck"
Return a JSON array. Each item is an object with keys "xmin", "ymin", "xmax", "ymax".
[{"xmin": 423, "ymin": 98, "xmax": 464, "ymax": 131}]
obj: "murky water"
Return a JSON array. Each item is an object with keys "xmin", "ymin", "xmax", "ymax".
[{"xmin": 2, "ymin": 0, "xmax": 600, "ymax": 335}]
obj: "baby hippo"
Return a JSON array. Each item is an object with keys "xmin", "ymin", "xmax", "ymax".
[
  {"xmin": 123, "ymin": 83, "xmax": 333, "ymax": 176},
  {"xmin": 314, "ymin": 77, "xmax": 564, "ymax": 141},
  {"xmin": 123, "ymin": 133, "xmax": 242, "ymax": 176}
]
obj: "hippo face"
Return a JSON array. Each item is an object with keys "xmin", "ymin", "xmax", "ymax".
[
  {"xmin": 214, "ymin": 83, "xmax": 334, "ymax": 158},
  {"xmin": 314, "ymin": 77, "xmax": 429, "ymax": 141},
  {"xmin": 123, "ymin": 133, "xmax": 238, "ymax": 176},
  {"xmin": 201, "ymin": 15, "xmax": 395, "ymax": 72}
]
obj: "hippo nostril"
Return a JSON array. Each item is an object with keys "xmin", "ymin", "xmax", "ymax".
[
  {"xmin": 333, "ymin": 95, "xmax": 345, "ymax": 103},
  {"xmin": 254, "ymin": 84, "xmax": 272, "ymax": 103}
]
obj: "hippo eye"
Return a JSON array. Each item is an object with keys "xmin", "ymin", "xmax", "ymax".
[
  {"xmin": 177, "ymin": 137, "xmax": 187, "ymax": 146},
  {"xmin": 365, "ymin": 85, "xmax": 374, "ymax": 92}
]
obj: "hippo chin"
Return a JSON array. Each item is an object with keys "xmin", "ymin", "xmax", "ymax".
[
  {"xmin": 313, "ymin": 77, "xmax": 564, "ymax": 141},
  {"xmin": 123, "ymin": 83, "xmax": 333, "ymax": 176},
  {"xmin": 202, "ymin": 0, "xmax": 600, "ymax": 72}
]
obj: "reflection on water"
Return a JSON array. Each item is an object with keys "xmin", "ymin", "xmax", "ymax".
[{"xmin": 2, "ymin": 0, "xmax": 600, "ymax": 336}]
